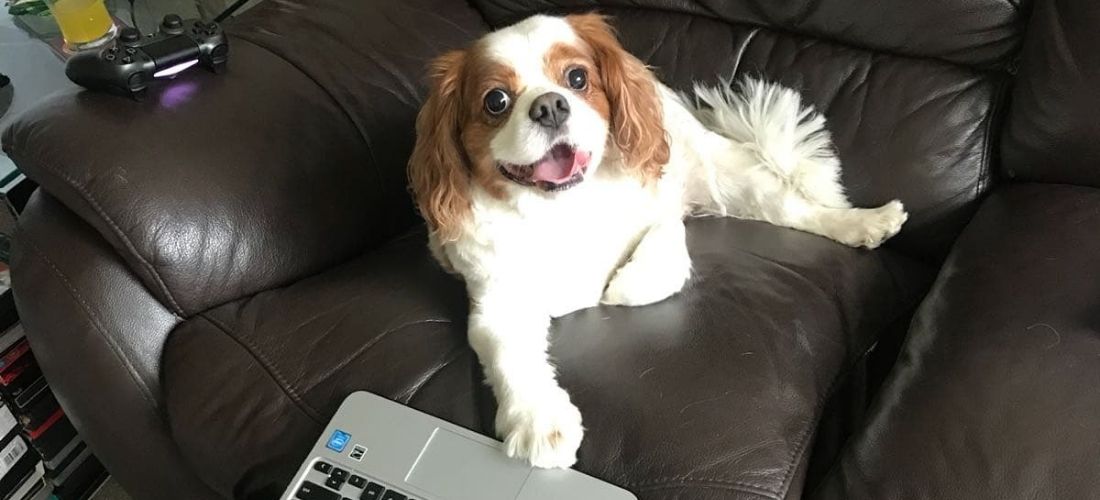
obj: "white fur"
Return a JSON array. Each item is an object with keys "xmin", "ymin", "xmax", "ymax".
[
  {"xmin": 484, "ymin": 17, "xmax": 609, "ymax": 172},
  {"xmin": 425, "ymin": 15, "xmax": 907, "ymax": 468}
]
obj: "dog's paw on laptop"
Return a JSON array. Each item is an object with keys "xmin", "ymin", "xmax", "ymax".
[{"xmin": 496, "ymin": 389, "xmax": 585, "ymax": 468}]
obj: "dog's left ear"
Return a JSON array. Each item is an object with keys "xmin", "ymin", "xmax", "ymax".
[{"xmin": 567, "ymin": 13, "xmax": 669, "ymax": 182}]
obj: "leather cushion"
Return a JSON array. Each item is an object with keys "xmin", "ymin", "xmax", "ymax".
[
  {"xmin": 471, "ymin": 0, "xmax": 1028, "ymax": 69},
  {"xmin": 811, "ymin": 183, "xmax": 1100, "ymax": 500},
  {"xmin": 162, "ymin": 219, "xmax": 932, "ymax": 499}
]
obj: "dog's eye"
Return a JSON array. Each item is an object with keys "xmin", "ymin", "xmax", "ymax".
[
  {"xmin": 484, "ymin": 89, "xmax": 511, "ymax": 115},
  {"xmin": 566, "ymin": 67, "xmax": 587, "ymax": 90}
]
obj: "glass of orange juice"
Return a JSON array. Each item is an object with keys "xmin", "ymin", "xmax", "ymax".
[{"xmin": 43, "ymin": 0, "xmax": 118, "ymax": 52}]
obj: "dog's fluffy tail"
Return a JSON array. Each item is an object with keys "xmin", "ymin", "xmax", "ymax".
[{"xmin": 680, "ymin": 78, "xmax": 850, "ymax": 214}]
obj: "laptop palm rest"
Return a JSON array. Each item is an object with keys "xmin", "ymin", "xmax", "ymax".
[{"xmin": 407, "ymin": 427, "xmax": 531, "ymax": 500}]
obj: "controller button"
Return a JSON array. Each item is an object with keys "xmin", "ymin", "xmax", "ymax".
[
  {"xmin": 126, "ymin": 47, "xmax": 136, "ymax": 54},
  {"xmin": 122, "ymin": 56, "xmax": 132, "ymax": 64},
  {"xmin": 105, "ymin": 53, "xmax": 115, "ymax": 61},
  {"xmin": 120, "ymin": 27, "xmax": 141, "ymax": 43},
  {"xmin": 108, "ymin": 46, "xmax": 118, "ymax": 53},
  {"xmin": 128, "ymin": 74, "xmax": 144, "ymax": 89},
  {"xmin": 212, "ymin": 45, "xmax": 228, "ymax": 57},
  {"xmin": 162, "ymin": 14, "xmax": 183, "ymax": 29}
]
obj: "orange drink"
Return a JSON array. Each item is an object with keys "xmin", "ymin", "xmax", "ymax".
[{"xmin": 45, "ymin": 0, "xmax": 117, "ymax": 50}]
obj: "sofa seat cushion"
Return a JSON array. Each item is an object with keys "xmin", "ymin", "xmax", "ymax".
[
  {"xmin": 811, "ymin": 184, "xmax": 1100, "ymax": 500},
  {"xmin": 161, "ymin": 218, "xmax": 932, "ymax": 499}
]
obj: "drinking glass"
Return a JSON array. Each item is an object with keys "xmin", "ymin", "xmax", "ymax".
[{"xmin": 44, "ymin": 0, "xmax": 118, "ymax": 52}]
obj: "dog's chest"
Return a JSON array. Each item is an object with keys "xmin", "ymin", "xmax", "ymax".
[{"xmin": 467, "ymin": 179, "xmax": 657, "ymax": 316}]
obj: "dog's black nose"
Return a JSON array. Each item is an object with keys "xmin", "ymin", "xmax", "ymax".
[{"xmin": 529, "ymin": 92, "xmax": 570, "ymax": 129}]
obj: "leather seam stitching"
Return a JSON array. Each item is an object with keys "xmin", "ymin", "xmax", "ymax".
[
  {"xmin": 7, "ymin": 149, "xmax": 185, "ymax": 315},
  {"xmin": 16, "ymin": 226, "xmax": 162, "ymax": 409},
  {"xmin": 196, "ymin": 313, "xmax": 324, "ymax": 424}
]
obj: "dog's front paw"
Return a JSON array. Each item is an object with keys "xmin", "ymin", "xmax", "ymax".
[{"xmin": 496, "ymin": 389, "xmax": 584, "ymax": 469}]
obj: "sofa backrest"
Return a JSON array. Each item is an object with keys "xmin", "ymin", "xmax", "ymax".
[
  {"xmin": 1001, "ymin": 0, "xmax": 1100, "ymax": 186},
  {"xmin": 6, "ymin": 0, "xmax": 1050, "ymax": 315}
]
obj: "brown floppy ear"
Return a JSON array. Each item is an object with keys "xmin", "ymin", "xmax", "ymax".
[
  {"xmin": 408, "ymin": 50, "xmax": 471, "ymax": 242},
  {"xmin": 567, "ymin": 13, "xmax": 669, "ymax": 182}
]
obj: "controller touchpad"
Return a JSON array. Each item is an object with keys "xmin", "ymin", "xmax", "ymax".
[{"xmin": 144, "ymin": 35, "xmax": 198, "ymax": 69}]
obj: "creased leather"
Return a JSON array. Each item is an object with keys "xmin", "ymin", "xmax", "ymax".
[
  {"xmin": 812, "ymin": 184, "xmax": 1100, "ymax": 500},
  {"xmin": 163, "ymin": 219, "xmax": 931, "ymax": 499}
]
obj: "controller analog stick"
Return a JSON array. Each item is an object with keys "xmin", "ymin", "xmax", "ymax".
[
  {"xmin": 162, "ymin": 14, "xmax": 183, "ymax": 31},
  {"xmin": 119, "ymin": 27, "xmax": 141, "ymax": 44}
]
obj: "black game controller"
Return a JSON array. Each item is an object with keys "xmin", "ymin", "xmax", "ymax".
[{"xmin": 65, "ymin": 15, "xmax": 228, "ymax": 99}]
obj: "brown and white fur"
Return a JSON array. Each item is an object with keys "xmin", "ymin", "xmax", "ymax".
[{"xmin": 408, "ymin": 14, "xmax": 907, "ymax": 468}]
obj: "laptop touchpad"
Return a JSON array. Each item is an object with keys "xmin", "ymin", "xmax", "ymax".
[{"xmin": 406, "ymin": 428, "xmax": 531, "ymax": 500}]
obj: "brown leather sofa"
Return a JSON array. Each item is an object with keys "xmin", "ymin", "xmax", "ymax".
[{"xmin": 6, "ymin": 0, "xmax": 1099, "ymax": 499}]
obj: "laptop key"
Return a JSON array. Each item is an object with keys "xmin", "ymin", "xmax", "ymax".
[
  {"xmin": 325, "ymin": 476, "xmax": 345, "ymax": 490},
  {"xmin": 296, "ymin": 481, "xmax": 339, "ymax": 500},
  {"xmin": 332, "ymin": 468, "xmax": 349, "ymax": 481},
  {"xmin": 313, "ymin": 462, "xmax": 332, "ymax": 474},
  {"xmin": 379, "ymin": 491, "xmax": 406, "ymax": 500},
  {"xmin": 349, "ymin": 475, "xmax": 366, "ymax": 488},
  {"xmin": 360, "ymin": 483, "xmax": 385, "ymax": 500}
]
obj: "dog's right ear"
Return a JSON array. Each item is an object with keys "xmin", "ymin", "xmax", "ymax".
[{"xmin": 409, "ymin": 50, "xmax": 471, "ymax": 242}]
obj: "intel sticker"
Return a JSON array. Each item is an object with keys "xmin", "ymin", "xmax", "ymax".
[{"xmin": 326, "ymin": 430, "xmax": 351, "ymax": 452}]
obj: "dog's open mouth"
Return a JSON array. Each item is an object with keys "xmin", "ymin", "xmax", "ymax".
[{"xmin": 498, "ymin": 143, "xmax": 591, "ymax": 192}]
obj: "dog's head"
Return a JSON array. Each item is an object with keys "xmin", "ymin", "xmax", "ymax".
[{"xmin": 409, "ymin": 14, "xmax": 669, "ymax": 240}]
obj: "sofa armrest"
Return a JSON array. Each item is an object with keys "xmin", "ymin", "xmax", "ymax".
[
  {"xmin": 3, "ymin": 0, "xmax": 486, "ymax": 315},
  {"xmin": 813, "ymin": 182, "xmax": 1100, "ymax": 499},
  {"xmin": 12, "ymin": 192, "xmax": 220, "ymax": 500}
]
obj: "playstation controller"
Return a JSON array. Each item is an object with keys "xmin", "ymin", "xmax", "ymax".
[{"xmin": 65, "ymin": 15, "xmax": 228, "ymax": 99}]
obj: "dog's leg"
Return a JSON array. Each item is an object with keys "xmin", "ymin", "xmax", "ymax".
[
  {"xmin": 679, "ymin": 79, "xmax": 908, "ymax": 249},
  {"xmin": 756, "ymin": 195, "xmax": 908, "ymax": 249},
  {"xmin": 602, "ymin": 218, "xmax": 691, "ymax": 306},
  {"xmin": 467, "ymin": 291, "xmax": 583, "ymax": 468}
]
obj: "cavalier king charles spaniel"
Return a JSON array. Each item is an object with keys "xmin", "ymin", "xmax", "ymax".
[{"xmin": 408, "ymin": 13, "xmax": 907, "ymax": 468}]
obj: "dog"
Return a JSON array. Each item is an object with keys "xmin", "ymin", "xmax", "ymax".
[{"xmin": 407, "ymin": 13, "xmax": 907, "ymax": 469}]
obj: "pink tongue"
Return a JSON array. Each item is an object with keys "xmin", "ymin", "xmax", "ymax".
[{"xmin": 531, "ymin": 146, "xmax": 589, "ymax": 184}]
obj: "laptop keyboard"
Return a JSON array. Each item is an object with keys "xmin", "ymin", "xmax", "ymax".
[{"xmin": 294, "ymin": 460, "xmax": 418, "ymax": 500}]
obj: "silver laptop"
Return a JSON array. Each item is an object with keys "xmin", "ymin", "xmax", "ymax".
[{"xmin": 280, "ymin": 391, "xmax": 637, "ymax": 500}]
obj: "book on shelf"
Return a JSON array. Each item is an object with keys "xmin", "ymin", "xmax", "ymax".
[
  {"xmin": 5, "ymin": 460, "xmax": 47, "ymax": 500},
  {"xmin": 44, "ymin": 445, "xmax": 103, "ymax": 500},
  {"xmin": 0, "ymin": 411, "xmax": 39, "ymax": 500}
]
